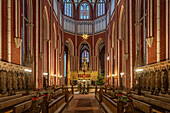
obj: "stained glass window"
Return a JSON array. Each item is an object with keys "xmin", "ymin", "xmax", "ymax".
[
  {"xmin": 80, "ymin": 2, "xmax": 90, "ymax": 19},
  {"xmin": 97, "ymin": 0, "xmax": 105, "ymax": 17},
  {"xmin": 64, "ymin": 52, "xmax": 67, "ymax": 77},
  {"xmin": 111, "ymin": 0, "xmax": 115, "ymax": 15},
  {"xmin": 82, "ymin": 50, "xmax": 89, "ymax": 62},
  {"xmin": 64, "ymin": 0, "xmax": 72, "ymax": 17}
]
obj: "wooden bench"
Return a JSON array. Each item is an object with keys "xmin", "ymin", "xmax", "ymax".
[
  {"xmin": 132, "ymin": 99, "xmax": 153, "ymax": 113},
  {"xmin": 101, "ymin": 95, "xmax": 118, "ymax": 113},
  {"xmin": 40, "ymin": 95, "xmax": 67, "ymax": 113},
  {"xmin": 0, "ymin": 94, "xmax": 34, "ymax": 110},
  {"xmin": 101, "ymin": 95, "xmax": 128, "ymax": 113},
  {"xmin": 144, "ymin": 94, "xmax": 170, "ymax": 103},
  {"xmin": 0, "ymin": 94, "xmax": 22, "ymax": 103},
  {"xmin": 132, "ymin": 94, "xmax": 170, "ymax": 111},
  {"xmin": 13, "ymin": 96, "xmax": 43, "ymax": 113}
]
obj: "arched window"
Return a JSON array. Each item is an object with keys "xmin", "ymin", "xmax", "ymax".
[
  {"xmin": 97, "ymin": 0, "xmax": 105, "ymax": 17},
  {"xmin": 64, "ymin": 52, "xmax": 67, "ymax": 77},
  {"xmin": 82, "ymin": 50, "xmax": 89, "ymax": 62},
  {"xmin": 80, "ymin": 2, "xmax": 90, "ymax": 19},
  {"xmin": 111, "ymin": 0, "xmax": 115, "ymax": 15},
  {"xmin": 64, "ymin": 0, "xmax": 72, "ymax": 17}
]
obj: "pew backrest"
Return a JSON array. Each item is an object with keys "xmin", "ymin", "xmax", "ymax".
[{"xmin": 132, "ymin": 99, "xmax": 153, "ymax": 113}]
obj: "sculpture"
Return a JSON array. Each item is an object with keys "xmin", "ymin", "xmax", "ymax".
[
  {"xmin": 150, "ymin": 71, "xmax": 155, "ymax": 92},
  {"xmin": 0, "ymin": 70, "xmax": 7, "ymax": 94},
  {"xmin": 142, "ymin": 73, "xmax": 146, "ymax": 90},
  {"xmin": 18, "ymin": 73, "xmax": 23, "ymax": 90},
  {"xmin": 13, "ymin": 71, "xmax": 18, "ymax": 91},
  {"xmin": 7, "ymin": 71, "xmax": 13, "ymax": 92},
  {"xmin": 161, "ymin": 69, "xmax": 168, "ymax": 94},
  {"xmin": 22, "ymin": 73, "xmax": 26, "ymax": 89},
  {"xmin": 155, "ymin": 70, "xmax": 161, "ymax": 94}
]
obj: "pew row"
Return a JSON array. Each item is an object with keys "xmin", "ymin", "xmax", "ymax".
[
  {"xmin": 13, "ymin": 96, "xmax": 43, "ymax": 113},
  {"xmin": 132, "ymin": 94, "xmax": 170, "ymax": 111}
]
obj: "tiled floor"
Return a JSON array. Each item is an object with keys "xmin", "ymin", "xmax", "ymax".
[{"xmin": 63, "ymin": 94, "xmax": 103, "ymax": 113}]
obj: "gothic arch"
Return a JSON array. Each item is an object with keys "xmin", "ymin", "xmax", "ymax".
[
  {"xmin": 119, "ymin": 5, "xmax": 125, "ymax": 39},
  {"xmin": 65, "ymin": 38, "xmax": 74, "ymax": 56},
  {"xmin": 95, "ymin": 38, "xmax": 104, "ymax": 56},
  {"xmin": 118, "ymin": 5, "xmax": 125, "ymax": 87},
  {"xmin": 53, "ymin": 23, "xmax": 57, "ymax": 49},
  {"xmin": 42, "ymin": 6, "xmax": 49, "ymax": 74},
  {"xmin": 78, "ymin": 40, "xmax": 91, "ymax": 56},
  {"xmin": 112, "ymin": 22, "xmax": 115, "ymax": 48}
]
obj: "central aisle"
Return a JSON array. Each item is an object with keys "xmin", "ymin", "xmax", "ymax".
[{"xmin": 63, "ymin": 94, "xmax": 103, "ymax": 113}]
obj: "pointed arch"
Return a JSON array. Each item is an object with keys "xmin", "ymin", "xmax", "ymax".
[
  {"xmin": 78, "ymin": 40, "xmax": 91, "ymax": 56},
  {"xmin": 112, "ymin": 22, "xmax": 115, "ymax": 48},
  {"xmin": 53, "ymin": 23, "xmax": 57, "ymax": 49},
  {"xmin": 65, "ymin": 38, "xmax": 74, "ymax": 56},
  {"xmin": 119, "ymin": 5, "xmax": 124, "ymax": 39},
  {"xmin": 42, "ymin": 6, "xmax": 49, "ymax": 74},
  {"xmin": 43, "ymin": 6, "xmax": 49, "ymax": 40},
  {"xmin": 95, "ymin": 38, "xmax": 104, "ymax": 56}
]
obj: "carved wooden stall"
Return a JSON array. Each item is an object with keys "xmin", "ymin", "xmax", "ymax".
[
  {"xmin": 135, "ymin": 60, "xmax": 170, "ymax": 94},
  {"xmin": 0, "ymin": 61, "xmax": 33, "ymax": 94}
]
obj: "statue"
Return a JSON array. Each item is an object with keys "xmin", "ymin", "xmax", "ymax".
[
  {"xmin": 142, "ymin": 73, "xmax": 146, "ymax": 90},
  {"xmin": 7, "ymin": 71, "xmax": 13, "ymax": 92},
  {"xmin": 161, "ymin": 69, "xmax": 168, "ymax": 94},
  {"xmin": 146, "ymin": 72, "xmax": 151, "ymax": 91},
  {"xmin": 18, "ymin": 73, "xmax": 23, "ymax": 90},
  {"xmin": 0, "ymin": 70, "xmax": 7, "ymax": 94},
  {"xmin": 22, "ymin": 73, "xmax": 26, "ymax": 89},
  {"xmin": 168, "ymin": 67, "xmax": 170, "ymax": 94},
  {"xmin": 150, "ymin": 71, "xmax": 155, "ymax": 93},
  {"xmin": 155, "ymin": 70, "xmax": 161, "ymax": 94},
  {"xmin": 13, "ymin": 71, "xmax": 18, "ymax": 91}
]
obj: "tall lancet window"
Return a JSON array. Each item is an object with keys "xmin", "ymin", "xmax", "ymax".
[
  {"xmin": 64, "ymin": 52, "xmax": 67, "ymax": 77},
  {"xmin": 97, "ymin": 0, "xmax": 105, "ymax": 17},
  {"xmin": 111, "ymin": 0, "xmax": 115, "ymax": 15},
  {"xmin": 82, "ymin": 50, "xmax": 89, "ymax": 63},
  {"xmin": 64, "ymin": 0, "xmax": 72, "ymax": 17},
  {"xmin": 80, "ymin": 2, "xmax": 90, "ymax": 19}
]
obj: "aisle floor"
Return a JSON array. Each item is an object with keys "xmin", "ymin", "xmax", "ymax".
[{"xmin": 63, "ymin": 94, "xmax": 103, "ymax": 113}]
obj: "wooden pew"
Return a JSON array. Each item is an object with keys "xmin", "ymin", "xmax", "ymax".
[
  {"xmin": 0, "ymin": 94, "xmax": 22, "ymax": 103},
  {"xmin": 40, "ymin": 95, "xmax": 67, "ymax": 113},
  {"xmin": 132, "ymin": 99, "xmax": 153, "ymax": 113},
  {"xmin": 132, "ymin": 94, "xmax": 170, "ymax": 111},
  {"xmin": 33, "ymin": 87, "xmax": 74, "ymax": 113},
  {"xmin": 144, "ymin": 94, "xmax": 170, "ymax": 103},
  {"xmin": 0, "ymin": 94, "xmax": 34, "ymax": 110},
  {"xmin": 13, "ymin": 96, "xmax": 43, "ymax": 113},
  {"xmin": 101, "ymin": 95, "xmax": 124, "ymax": 113}
]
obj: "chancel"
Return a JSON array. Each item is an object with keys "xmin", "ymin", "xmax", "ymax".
[{"xmin": 0, "ymin": 0, "xmax": 170, "ymax": 113}]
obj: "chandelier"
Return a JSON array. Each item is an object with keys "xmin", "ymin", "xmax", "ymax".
[{"xmin": 82, "ymin": 33, "xmax": 89, "ymax": 40}]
